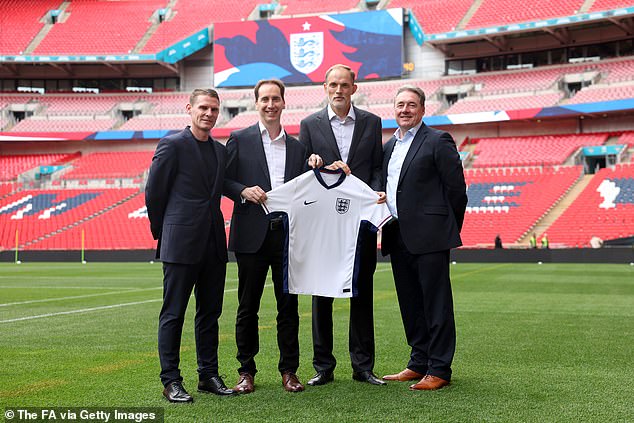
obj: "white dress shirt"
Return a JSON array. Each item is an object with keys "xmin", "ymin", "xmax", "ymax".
[
  {"xmin": 259, "ymin": 121, "xmax": 286, "ymax": 190},
  {"xmin": 386, "ymin": 122, "xmax": 423, "ymax": 218},
  {"xmin": 327, "ymin": 105, "xmax": 355, "ymax": 163}
]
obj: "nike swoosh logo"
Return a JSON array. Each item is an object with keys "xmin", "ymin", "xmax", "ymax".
[{"xmin": 303, "ymin": 200, "xmax": 317, "ymax": 205}]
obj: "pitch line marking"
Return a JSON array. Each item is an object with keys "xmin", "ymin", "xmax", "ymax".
[
  {"xmin": 0, "ymin": 283, "xmax": 266, "ymax": 324},
  {"xmin": 451, "ymin": 263, "xmax": 513, "ymax": 279},
  {"xmin": 0, "ymin": 287, "xmax": 162, "ymax": 307}
]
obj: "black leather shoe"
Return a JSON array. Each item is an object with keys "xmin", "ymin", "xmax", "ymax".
[
  {"xmin": 163, "ymin": 381, "xmax": 193, "ymax": 403},
  {"xmin": 306, "ymin": 371, "xmax": 334, "ymax": 386},
  {"xmin": 352, "ymin": 371, "xmax": 387, "ymax": 386},
  {"xmin": 198, "ymin": 376, "xmax": 237, "ymax": 396}
]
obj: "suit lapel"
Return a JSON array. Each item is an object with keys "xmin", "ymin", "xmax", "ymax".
[
  {"xmin": 316, "ymin": 108, "xmax": 342, "ymax": 161},
  {"xmin": 398, "ymin": 123, "xmax": 428, "ymax": 186},
  {"xmin": 185, "ymin": 128, "xmax": 211, "ymax": 192},
  {"xmin": 347, "ymin": 106, "xmax": 365, "ymax": 166}
]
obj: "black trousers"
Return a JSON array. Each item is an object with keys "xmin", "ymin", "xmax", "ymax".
[
  {"xmin": 158, "ymin": 249, "xmax": 227, "ymax": 386},
  {"xmin": 311, "ymin": 232, "xmax": 377, "ymax": 373},
  {"xmin": 389, "ymin": 229, "xmax": 456, "ymax": 382},
  {"xmin": 234, "ymin": 227, "xmax": 300, "ymax": 376}
]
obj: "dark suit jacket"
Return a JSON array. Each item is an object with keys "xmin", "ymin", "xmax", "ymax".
[
  {"xmin": 381, "ymin": 123, "xmax": 467, "ymax": 256},
  {"xmin": 299, "ymin": 106, "xmax": 383, "ymax": 190},
  {"xmin": 223, "ymin": 123, "xmax": 308, "ymax": 254},
  {"xmin": 145, "ymin": 127, "xmax": 228, "ymax": 264}
]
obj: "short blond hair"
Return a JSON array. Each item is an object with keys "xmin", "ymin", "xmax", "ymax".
[{"xmin": 324, "ymin": 64, "xmax": 356, "ymax": 83}]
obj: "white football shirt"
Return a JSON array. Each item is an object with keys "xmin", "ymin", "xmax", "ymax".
[{"xmin": 262, "ymin": 169, "xmax": 392, "ymax": 298}]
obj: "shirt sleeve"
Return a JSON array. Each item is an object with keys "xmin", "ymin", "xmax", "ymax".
[
  {"xmin": 261, "ymin": 178, "xmax": 295, "ymax": 215},
  {"xmin": 352, "ymin": 175, "xmax": 393, "ymax": 229}
]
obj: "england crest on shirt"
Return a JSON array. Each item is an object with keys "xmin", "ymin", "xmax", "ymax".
[
  {"xmin": 336, "ymin": 198, "xmax": 350, "ymax": 214},
  {"xmin": 290, "ymin": 32, "xmax": 323, "ymax": 74}
]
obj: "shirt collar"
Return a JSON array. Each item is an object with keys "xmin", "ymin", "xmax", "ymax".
[
  {"xmin": 393, "ymin": 121, "xmax": 423, "ymax": 142},
  {"xmin": 327, "ymin": 104, "xmax": 356, "ymax": 122},
  {"xmin": 258, "ymin": 121, "xmax": 286, "ymax": 142}
]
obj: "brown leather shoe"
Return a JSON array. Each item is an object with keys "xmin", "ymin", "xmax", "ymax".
[
  {"xmin": 409, "ymin": 375, "xmax": 450, "ymax": 391},
  {"xmin": 282, "ymin": 371, "xmax": 305, "ymax": 392},
  {"xmin": 234, "ymin": 373, "xmax": 254, "ymax": 394},
  {"xmin": 382, "ymin": 368, "xmax": 425, "ymax": 381}
]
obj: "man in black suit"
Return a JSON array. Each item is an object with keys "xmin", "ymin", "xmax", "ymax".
[
  {"xmin": 299, "ymin": 64, "xmax": 386, "ymax": 387},
  {"xmin": 145, "ymin": 89, "xmax": 235, "ymax": 403},
  {"xmin": 224, "ymin": 79, "xmax": 311, "ymax": 394},
  {"xmin": 381, "ymin": 85, "xmax": 467, "ymax": 390}
]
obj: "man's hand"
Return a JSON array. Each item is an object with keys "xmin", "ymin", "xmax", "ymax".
[
  {"xmin": 308, "ymin": 154, "xmax": 323, "ymax": 168},
  {"xmin": 376, "ymin": 191, "xmax": 386, "ymax": 204},
  {"xmin": 325, "ymin": 160, "xmax": 351, "ymax": 175},
  {"xmin": 241, "ymin": 186, "xmax": 267, "ymax": 204}
]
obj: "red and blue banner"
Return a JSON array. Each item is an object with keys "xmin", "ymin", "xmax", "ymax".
[{"xmin": 213, "ymin": 9, "xmax": 404, "ymax": 87}]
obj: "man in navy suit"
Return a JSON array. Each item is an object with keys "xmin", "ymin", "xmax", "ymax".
[
  {"xmin": 381, "ymin": 85, "xmax": 467, "ymax": 390},
  {"xmin": 224, "ymin": 79, "xmax": 311, "ymax": 394},
  {"xmin": 145, "ymin": 89, "xmax": 235, "ymax": 402},
  {"xmin": 299, "ymin": 64, "xmax": 386, "ymax": 387}
]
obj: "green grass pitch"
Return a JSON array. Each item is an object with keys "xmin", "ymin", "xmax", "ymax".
[{"xmin": 1, "ymin": 262, "xmax": 633, "ymax": 422}]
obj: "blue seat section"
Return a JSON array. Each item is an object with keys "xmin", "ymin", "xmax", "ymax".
[
  {"xmin": 613, "ymin": 178, "xmax": 634, "ymax": 204},
  {"xmin": 0, "ymin": 192, "xmax": 101, "ymax": 216},
  {"xmin": 466, "ymin": 182, "xmax": 528, "ymax": 208}
]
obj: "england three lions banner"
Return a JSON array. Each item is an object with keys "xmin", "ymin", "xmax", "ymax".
[{"xmin": 213, "ymin": 9, "xmax": 403, "ymax": 87}]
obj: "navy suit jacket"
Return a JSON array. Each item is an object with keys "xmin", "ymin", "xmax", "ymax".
[
  {"xmin": 381, "ymin": 123, "xmax": 467, "ymax": 256},
  {"xmin": 223, "ymin": 123, "xmax": 308, "ymax": 254},
  {"xmin": 145, "ymin": 127, "xmax": 228, "ymax": 264},
  {"xmin": 299, "ymin": 106, "xmax": 383, "ymax": 190}
]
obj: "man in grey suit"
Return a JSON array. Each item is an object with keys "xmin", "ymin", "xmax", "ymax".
[
  {"xmin": 381, "ymin": 85, "xmax": 467, "ymax": 390},
  {"xmin": 299, "ymin": 64, "xmax": 386, "ymax": 387},
  {"xmin": 224, "ymin": 79, "xmax": 310, "ymax": 394},
  {"xmin": 145, "ymin": 89, "xmax": 235, "ymax": 402}
]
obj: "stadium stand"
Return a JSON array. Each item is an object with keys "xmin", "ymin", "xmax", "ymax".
[
  {"xmin": 0, "ymin": 0, "xmax": 60, "ymax": 54},
  {"xmin": 445, "ymin": 92, "xmax": 562, "ymax": 115},
  {"xmin": 283, "ymin": 85, "xmax": 326, "ymax": 109},
  {"xmin": 118, "ymin": 114, "xmax": 192, "ymax": 131},
  {"xmin": 279, "ymin": 0, "xmax": 359, "ymax": 16},
  {"xmin": 41, "ymin": 94, "xmax": 128, "ymax": 116},
  {"xmin": 461, "ymin": 166, "xmax": 583, "ymax": 246},
  {"xmin": 31, "ymin": 192, "xmax": 155, "ymax": 250},
  {"xmin": 567, "ymin": 83, "xmax": 634, "ymax": 104},
  {"xmin": 34, "ymin": 0, "xmax": 158, "ymax": 55},
  {"xmin": 465, "ymin": 0, "xmax": 585, "ymax": 29},
  {"xmin": 469, "ymin": 133, "xmax": 607, "ymax": 167},
  {"xmin": 221, "ymin": 108, "xmax": 321, "ymax": 128},
  {"xmin": 141, "ymin": 0, "xmax": 261, "ymax": 53},
  {"xmin": 390, "ymin": 0, "xmax": 473, "ymax": 34},
  {"xmin": 0, "ymin": 182, "xmax": 17, "ymax": 197},
  {"xmin": 10, "ymin": 116, "xmax": 117, "ymax": 132},
  {"xmin": 60, "ymin": 151, "xmax": 154, "ymax": 180},
  {"xmin": 0, "ymin": 153, "xmax": 75, "ymax": 181},
  {"xmin": 618, "ymin": 131, "xmax": 634, "ymax": 148},
  {"xmin": 0, "ymin": 188, "xmax": 138, "ymax": 250},
  {"xmin": 546, "ymin": 164, "xmax": 634, "ymax": 247},
  {"xmin": 589, "ymin": 0, "xmax": 634, "ymax": 12}
]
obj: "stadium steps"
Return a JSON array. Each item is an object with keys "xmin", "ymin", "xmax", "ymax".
[
  {"xmin": 456, "ymin": 0, "xmax": 485, "ymax": 30},
  {"xmin": 517, "ymin": 173, "xmax": 594, "ymax": 244},
  {"xmin": 19, "ymin": 190, "xmax": 140, "ymax": 249},
  {"xmin": 604, "ymin": 135, "xmax": 623, "ymax": 145},
  {"xmin": 23, "ymin": 1, "xmax": 71, "ymax": 55},
  {"xmin": 460, "ymin": 142, "xmax": 477, "ymax": 168},
  {"xmin": 578, "ymin": 0, "xmax": 597, "ymax": 13},
  {"xmin": 132, "ymin": 0, "xmax": 177, "ymax": 54}
]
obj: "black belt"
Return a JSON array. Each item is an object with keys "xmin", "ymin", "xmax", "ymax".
[{"xmin": 269, "ymin": 217, "xmax": 284, "ymax": 231}]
